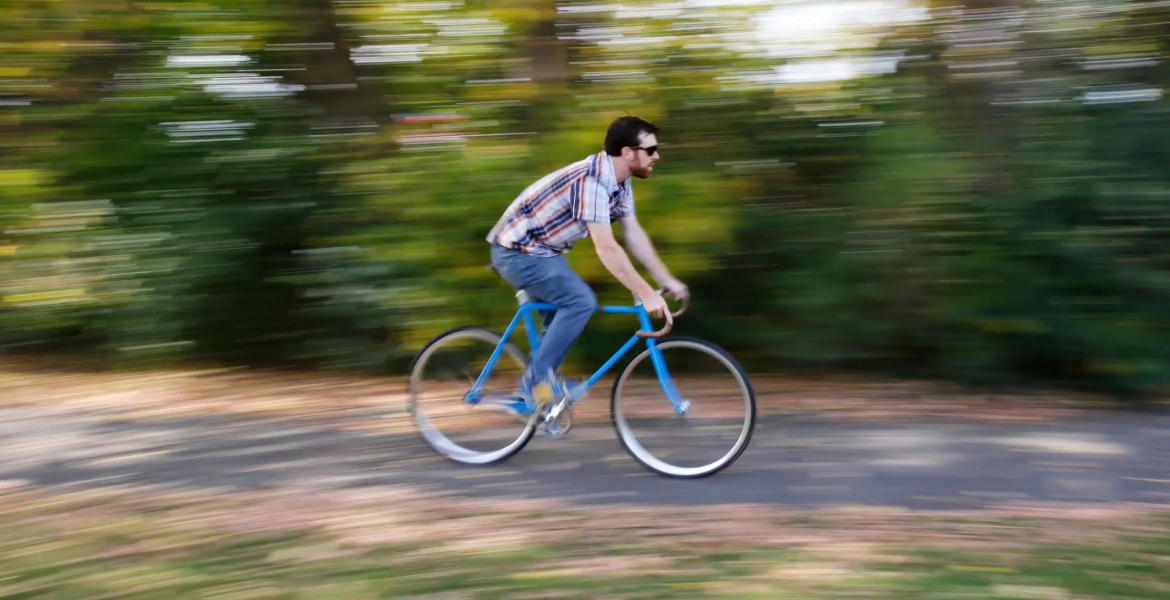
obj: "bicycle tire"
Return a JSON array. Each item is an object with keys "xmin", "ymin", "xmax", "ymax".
[
  {"xmin": 408, "ymin": 326, "xmax": 538, "ymax": 465},
  {"xmin": 610, "ymin": 336, "xmax": 756, "ymax": 478}
]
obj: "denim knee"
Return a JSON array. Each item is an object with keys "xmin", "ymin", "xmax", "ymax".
[
  {"xmin": 586, "ymin": 288, "xmax": 599, "ymax": 312},
  {"xmin": 566, "ymin": 286, "xmax": 598, "ymax": 315}
]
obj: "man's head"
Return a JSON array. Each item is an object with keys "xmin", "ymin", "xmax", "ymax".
[{"xmin": 605, "ymin": 116, "xmax": 659, "ymax": 179}]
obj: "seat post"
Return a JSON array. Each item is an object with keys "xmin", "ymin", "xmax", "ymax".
[{"xmin": 516, "ymin": 289, "xmax": 531, "ymax": 305}]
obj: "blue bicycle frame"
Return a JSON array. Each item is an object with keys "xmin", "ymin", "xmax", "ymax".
[{"xmin": 465, "ymin": 294, "xmax": 688, "ymax": 414}]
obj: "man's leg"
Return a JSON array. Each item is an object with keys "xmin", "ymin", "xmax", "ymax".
[
  {"xmin": 522, "ymin": 256, "xmax": 596, "ymax": 381},
  {"xmin": 538, "ymin": 309, "xmax": 556, "ymax": 334},
  {"xmin": 489, "ymin": 246, "xmax": 597, "ymax": 396}
]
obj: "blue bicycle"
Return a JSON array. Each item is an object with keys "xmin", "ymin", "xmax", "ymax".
[{"xmin": 407, "ymin": 287, "xmax": 756, "ymax": 478}]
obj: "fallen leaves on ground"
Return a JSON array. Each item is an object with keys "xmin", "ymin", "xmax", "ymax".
[
  {"xmin": 0, "ymin": 358, "xmax": 1119, "ymax": 428},
  {"xmin": 1, "ymin": 480, "xmax": 1168, "ymax": 598}
]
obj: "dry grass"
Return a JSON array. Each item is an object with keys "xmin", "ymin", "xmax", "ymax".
[{"xmin": 1, "ymin": 480, "xmax": 1168, "ymax": 598}]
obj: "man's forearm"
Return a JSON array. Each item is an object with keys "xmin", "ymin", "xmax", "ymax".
[
  {"xmin": 596, "ymin": 243, "xmax": 658, "ymax": 299},
  {"xmin": 623, "ymin": 223, "xmax": 674, "ymax": 286}
]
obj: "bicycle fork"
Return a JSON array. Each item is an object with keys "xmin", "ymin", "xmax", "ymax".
[{"xmin": 637, "ymin": 309, "xmax": 691, "ymax": 416}]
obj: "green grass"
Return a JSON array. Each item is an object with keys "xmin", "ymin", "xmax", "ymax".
[{"xmin": 1, "ymin": 488, "xmax": 1168, "ymax": 599}]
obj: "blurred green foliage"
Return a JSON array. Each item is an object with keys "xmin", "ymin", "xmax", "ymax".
[{"xmin": 2, "ymin": 0, "xmax": 1170, "ymax": 396}]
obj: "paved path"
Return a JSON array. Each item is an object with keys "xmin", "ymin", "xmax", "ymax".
[{"xmin": 2, "ymin": 406, "xmax": 1169, "ymax": 509}]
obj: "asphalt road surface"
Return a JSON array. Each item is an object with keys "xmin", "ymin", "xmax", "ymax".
[{"xmin": 2, "ymin": 405, "xmax": 1169, "ymax": 509}]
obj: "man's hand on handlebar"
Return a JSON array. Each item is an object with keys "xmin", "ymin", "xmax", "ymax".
[
  {"xmin": 639, "ymin": 290, "xmax": 671, "ymax": 321},
  {"xmin": 661, "ymin": 277, "xmax": 689, "ymax": 302}
]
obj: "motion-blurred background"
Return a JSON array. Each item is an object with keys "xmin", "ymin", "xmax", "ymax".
[{"xmin": 3, "ymin": 0, "xmax": 1169, "ymax": 398}]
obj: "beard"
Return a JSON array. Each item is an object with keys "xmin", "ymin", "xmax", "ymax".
[{"xmin": 630, "ymin": 163, "xmax": 653, "ymax": 179}]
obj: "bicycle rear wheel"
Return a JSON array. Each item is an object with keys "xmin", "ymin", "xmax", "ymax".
[
  {"xmin": 611, "ymin": 336, "xmax": 755, "ymax": 478},
  {"xmin": 408, "ymin": 326, "xmax": 537, "ymax": 465}
]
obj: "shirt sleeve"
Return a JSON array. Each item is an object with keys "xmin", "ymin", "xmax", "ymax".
[{"xmin": 573, "ymin": 175, "xmax": 613, "ymax": 224}]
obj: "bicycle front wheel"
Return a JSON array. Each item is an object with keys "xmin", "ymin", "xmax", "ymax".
[
  {"xmin": 408, "ymin": 326, "xmax": 537, "ymax": 465},
  {"xmin": 611, "ymin": 336, "xmax": 756, "ymax": 478}
]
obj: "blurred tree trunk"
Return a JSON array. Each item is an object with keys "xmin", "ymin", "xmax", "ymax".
[
  {"xmin": 523, "ymin": 17, "xmax": 572, "ymax": 85},
  {"xmin": 289, "ymin": 0, "xmax": 383, "ymax": 122}
]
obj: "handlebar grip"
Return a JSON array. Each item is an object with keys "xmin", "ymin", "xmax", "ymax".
[
  {"xmin": 636, "ymin": 320, "xmax": 672, "ymax": 339},
  {"xmin": 635, "ymin": 294, "xmax": 689, "ymax": 339}
]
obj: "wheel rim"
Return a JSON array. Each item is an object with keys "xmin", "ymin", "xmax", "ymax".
[
  {"xmin": 409, "ymin": 329, "xmax": 536, "ymax": 464},
  {"xmin": 612, "ymin": 339, "xmax": 754, "ymax": 477}
]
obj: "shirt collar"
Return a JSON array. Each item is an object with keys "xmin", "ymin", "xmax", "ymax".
[{"xmin": 593, "ymin": 150, "xmax": 621, "ymax": 195}]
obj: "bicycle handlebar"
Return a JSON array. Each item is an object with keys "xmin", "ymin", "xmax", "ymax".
[{"xmin": 635, "ymin": 293, "xmax": 690, "ymax": 339}]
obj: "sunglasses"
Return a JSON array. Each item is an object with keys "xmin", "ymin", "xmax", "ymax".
[{"xmin": 635, "ymin": 145, "xmax": 658, "ymax": 156}]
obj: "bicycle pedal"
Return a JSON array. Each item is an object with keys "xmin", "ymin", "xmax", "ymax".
[
  {"xmin": 536, "ymin": 399, "xmax": 573, "ymax": 437},
  {"xmin": 538, "ymin": 418, "xmax": 572, "ymax": 437}
]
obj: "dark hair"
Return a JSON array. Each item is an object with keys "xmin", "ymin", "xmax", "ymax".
[{"xmin": 604, "ymin": 116, "xmax": 658, "ymax": 156}]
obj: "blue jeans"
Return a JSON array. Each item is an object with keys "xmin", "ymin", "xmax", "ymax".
[{"xmin": 490, "ymin": 244, "xmax": 598, "ymax": 383}]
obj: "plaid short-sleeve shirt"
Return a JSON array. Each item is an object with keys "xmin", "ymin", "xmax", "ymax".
[{"xmin": 486, "ymin": 151, "xmax": 634, "ymax": 256}]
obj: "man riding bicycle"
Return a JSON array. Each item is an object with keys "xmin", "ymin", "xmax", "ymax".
[{"xmin": 486, "ymin": 116, "xmax": 690, "ymax": 413}]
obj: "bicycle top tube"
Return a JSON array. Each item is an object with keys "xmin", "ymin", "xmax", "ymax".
[
  {"xmin": 513, "ymin": 289, "xmax": 678, "ymax": 314},
  {"xmin": 521, "ymin": 300, "xmax": 641, "ymax": 315},
  {"xmin": 512, "ymin": 288, "xmax": 687, "ymax": 339}
]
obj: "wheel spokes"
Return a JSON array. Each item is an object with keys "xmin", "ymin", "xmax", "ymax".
[
  {"xmin": 613, "ymin": 339, "xmax": 755, "ymax": 477},
  {"xmin": 410, "ymin": 329, "xmax": 535, "ymax": 464}
]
